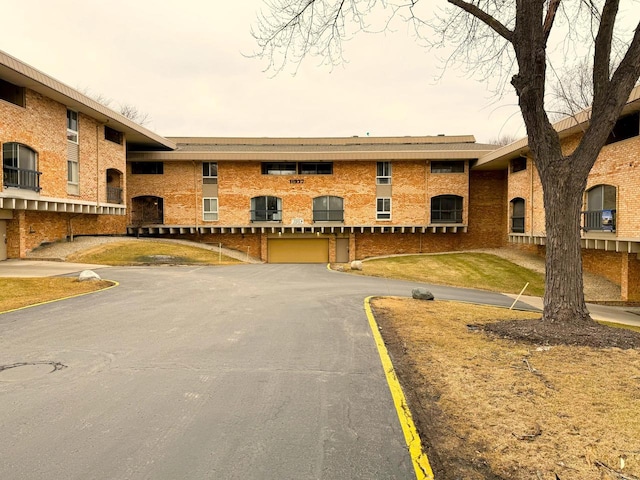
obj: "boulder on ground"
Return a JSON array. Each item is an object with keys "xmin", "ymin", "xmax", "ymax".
[
  {"xmin": 78, "ymin": 270, "xmax": 101, "ymax": 282},
  {"xmin": 412, "ymin": 288, "xmax": 434, "ymax": 301},
  {"xmin": 350, "ymin": 260, "xmax": 363, "ymax": 271}
]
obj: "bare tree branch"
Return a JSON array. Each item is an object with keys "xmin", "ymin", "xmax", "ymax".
[{"xmin": 446, "ymin": 0, "xmax": 513, "ymax": 42}]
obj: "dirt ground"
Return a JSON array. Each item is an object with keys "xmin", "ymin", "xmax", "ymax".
[{"xmin": 372, "ymin": 298, "xmax": 640, "ymax": 480}]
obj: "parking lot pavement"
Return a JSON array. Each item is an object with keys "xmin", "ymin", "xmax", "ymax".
[{"xmin": 0, "ymin": 264, "xmax": 423, "ymax": 480}]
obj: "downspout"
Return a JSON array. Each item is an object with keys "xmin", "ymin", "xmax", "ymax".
[
  {"xmin": 193, "ymin": 161, "xmax": 198, "ymax": 228},
  {"xmin": 529, "ymin": 156, "xmax": 534, "ymax": 240},
  {"xmin": 96, "ymin": 122, "xmax": 101, "ymax": 208},
  {"xmin": 423, "ymin": 160, "xmax": 429, "ymax": 253},
  {"xmin": 67, "ymin": 213, "xmax": 82, "ymax": 242}
]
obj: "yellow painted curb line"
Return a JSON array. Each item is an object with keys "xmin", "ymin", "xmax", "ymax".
[
  {"xmin": 0, "ymin": 280, "xmax": 119, "ymax": 315},
  {"xmin": 364, "ymin": 296, "xmax": 434, "ymax": 480}
]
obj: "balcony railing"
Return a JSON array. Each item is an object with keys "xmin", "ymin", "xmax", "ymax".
[
  {"xmin": 313, "ymin": 210, "xmax": 344, "ymax": 222},
  {"xmin": 582, "ymin": 209, "xmax": 616, "ymax": 232},
  {"xmin": 250, "ymin": 209, "xmax": 282, "ymax": 222},
  {"xmin": 107, "ymin": 186, "xmax": 123, "ymax": 204},
  {"xmin": 3, "ymin": 166, "xmax": 41, "ymax": 192},
  {"xmin": 511, "ymin": 216, "xmax": 525, "ymax": 233}
]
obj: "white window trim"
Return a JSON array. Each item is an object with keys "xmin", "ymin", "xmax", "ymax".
[
  {"xmin": 376, "ymin": 162, "xmax": 392, "ymax": 185},
  {"xmin": 67, "ymin": 109, "xmax": 79, "ymax": 144},
  {"xmin": 203, "ymin": 162, "xmax": 218, "ymax": 178},
  {"xmin": 203, "ymin": 197, "xmax": 219, "ymax": 221},
  {"xmin": 376, "ymin": 197, "xmax": 392, "ymax": 221},
  {"xmin": 67, "ymin": 160, "xmax": 79, "ymax": 185}
]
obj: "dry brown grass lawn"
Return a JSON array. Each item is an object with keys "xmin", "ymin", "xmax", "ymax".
[
  {"xmin": 372, "ymin": 297, "xmax": 640, "ymax": 480},
  {"xmin": 0, "ymin": 278, "xmax": 113, "ymax": 312},
  {"xmin": 67, "ymin": 241, "xmax": 242, "ymax": 266}
]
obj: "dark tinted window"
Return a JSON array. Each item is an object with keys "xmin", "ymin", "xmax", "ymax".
[{"xmin": 131, "ymin": 162, "xmax": 163, "ymax": 174}]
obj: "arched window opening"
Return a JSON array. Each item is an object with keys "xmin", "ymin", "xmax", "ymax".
[
  {"xmin": 583, "ymin": 185, "xmax": 616, "ymax": 232},
  {"xmin": 106, "ymin": 169, "xmax": 123, "ymax": 204},
  {"xmin": 510, "ymin": 198, "xmax": 525, "ymax": 233},
  {"xmin": 431, "ymin": 195, "xmax": 463, "ymax": 223},
  {"xmin": 131, "ymin": 196, "xmax": 164, "ymax": 225},
  {"xmin": 251, "ymin": 196, "xmax": 282, "ymax": 222},
  {"xmin": 313, "ymin": 196, "xmax": 344, "ymax": 222},
  {"xmin": 2, "ymin": 142, "xmax": 40, "ymax": 192}
]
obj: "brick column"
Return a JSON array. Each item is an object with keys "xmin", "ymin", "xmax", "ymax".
[
  {"xmin": 260, "ymin": 234, "xmax": 268, "ymax": 262},
  {"xmin": 621, "ymin": 252, "xmax": 640, "ymax": 302},
  {"xmin": 349, "ymin": 232, "xmax": 356, "ymax": 262}
]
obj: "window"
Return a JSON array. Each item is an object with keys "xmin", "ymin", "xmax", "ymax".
[
  {"xmin": 510, "ymin": 157, "xmax": 527, "ymax": 173},
  {"xmin": 67, "ymin": 159, "xmax": 79, "ymax": 185},
  {"xmin": 299, "ymin": 162, "xmax": 333, "ymax": 175},
  {"xmin": 0, "ymin": 78, "xmax": 25, "ymax": 107},
  {"xmin": 203, "ymin": 162, "xmax": 218, "ymax": 184},
  {"xmin": 431, "ymin": 161, "xmax": 465, "ymax": 173},
  {"xmin": 261, "ymin": 162, "xmax": 333, "ymax": 175},
  {"xmin": 104, "ymin": 126, "xmax": 123, "ymax": 145},
  {"xmin": 2, "ymin": 142, "xmax": 40, "ymax": 191},
  {"xmin": 583, "ymin": 184, "xmax": 617, "ymax": 231},
  {"xmin": 262, "ymin": 162, "xmax": 296, "ymax": 175},
  {"xmin": 313, "ymin": 196, "xmax": 344, "ymax": 222},
  {"xmin": 606, "ymin": 112, "xmax": 639, "ymax": 145},
  {"xmin": 67, "ymin": 110, "xmax": 78, "ymax": 143},
  {"xmin": 510, "ymin": 198, "xmax": 525, "ymax": 233},
  {"xmin": 203, "ymin": 198, "xmax": 219, "ymax": 221},
  {"xmin": 376, "ymin": 162, "xmax": 391, "ymax": 184},
  {"xmin": 376, "ymin": 198, "xmax": 391, "ymax": 220},
  {"xmin": 251, "ymin": 196, "xmax": 282, "ymax": 222},
  {"xmin": 67, "ymin": 110, "xmax": 79, "ymax": 193},
  {"xmin": 431, "ymin": 195, "xmax": 463, "ymax": 223},
  {"xmin": 131, "ymin": 162, "xmax": 164, "ymax": 174}
]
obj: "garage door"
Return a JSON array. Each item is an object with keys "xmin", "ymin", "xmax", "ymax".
[{"xmin": 268, "ymin": 238, "xmax": 329, "ymax": 263}]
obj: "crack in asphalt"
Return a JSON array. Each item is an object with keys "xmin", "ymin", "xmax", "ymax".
[{"xmin": 0, "ymin": 361, "xmax": 67, "ymax": 373}]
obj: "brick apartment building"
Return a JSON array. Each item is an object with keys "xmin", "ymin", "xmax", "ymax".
[
  {"xmin": 1, "ymin": 50, "xmax": 639, "ymax": 299},
  {"xmin": 0, "ymin": 50, "xmax": 173, "ymax": 259},
  {"xmin": 126, "ymin": 136, "xmax": 502, "ymax": 263},
  {"xmin": 478, "ymin": 84, "xmax": 640, "ymax": 300}
]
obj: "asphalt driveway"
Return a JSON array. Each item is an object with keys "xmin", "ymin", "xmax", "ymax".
[{"xmin": 0, "ymin": 264, "xmax": 533, "ymax": 480}]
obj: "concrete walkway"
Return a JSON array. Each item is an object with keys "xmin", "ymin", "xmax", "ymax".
[
  {"xmin": 507, "ymin": 293, "xmax": 640, "ymax": 328},
  {"xmin": 0, "ymin": 259, "xmax": 110, "ymax": 278}
]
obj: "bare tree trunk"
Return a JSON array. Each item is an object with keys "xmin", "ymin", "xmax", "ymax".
[{"xmin": 540, "ymin": 162, "xmax": 592, "ymax": 324}]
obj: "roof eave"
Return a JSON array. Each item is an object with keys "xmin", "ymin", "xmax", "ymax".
[{"xmin": 0, "ymin": 49, "xmax": 175, "ymax": 151}]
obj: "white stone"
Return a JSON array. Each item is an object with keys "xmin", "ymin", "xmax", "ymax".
[{"xmin": 78, "ymin": 270, "xmax": 101, "ymax": 282}]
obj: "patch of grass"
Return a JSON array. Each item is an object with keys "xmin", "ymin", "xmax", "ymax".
[
  {"xmin": 67, "ymin": 241, "xmax": 242, "ymax": 266},
  {"xmin": 373, "ymin": 297, "xmax": 640, "ymax": 480},
  {"xmin": 0, "ymin": 278, "xmax": 113, "ymax": 312},
  {"xmin": 346, "ymin": 253, "xmax": 545, "ymax": 295}
]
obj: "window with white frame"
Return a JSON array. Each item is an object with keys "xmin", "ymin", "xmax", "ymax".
[
  {"xmin": 376, "ymin": 162, "xmax": 391, "ymax": 184},
  {"xmin": 67, "ymin": 109, "xmax": 79, "ymax": 193},
  {"xmin": 203, "ymin": 162, "xmax": 218, "ymax": 184},
  {"xmin": 67, "ymin": 110, "xmax": 78, "ymax": 143},
  {"xmin": 203, "ymin": 197, "xmax": 219, "ymax": 221},
  {"xmin": 376, "ymin": 197, "xmax": 391, "ymax": 220}
]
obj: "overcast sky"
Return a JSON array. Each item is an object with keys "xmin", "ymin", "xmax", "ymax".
[{"xmin": 0, "ymin": 1, "xmax": 525, "ymax": 143}]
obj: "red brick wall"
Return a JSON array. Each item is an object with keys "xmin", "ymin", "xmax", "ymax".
[
  {"xmin": 355, "ymin": 232, "xmax": 461, "ymax": 259},
  {"xmin": 126, "ymin": 159, "xmax": 481, "ymax": 227},
  {"xmin": 462, "ymin": 170, "xmax": 507, "ymax": 249}
]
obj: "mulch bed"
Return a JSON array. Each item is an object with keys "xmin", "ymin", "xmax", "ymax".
[{"xmin": 484, "ymin": 318, "xmax": 640, "ymax": 349}]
